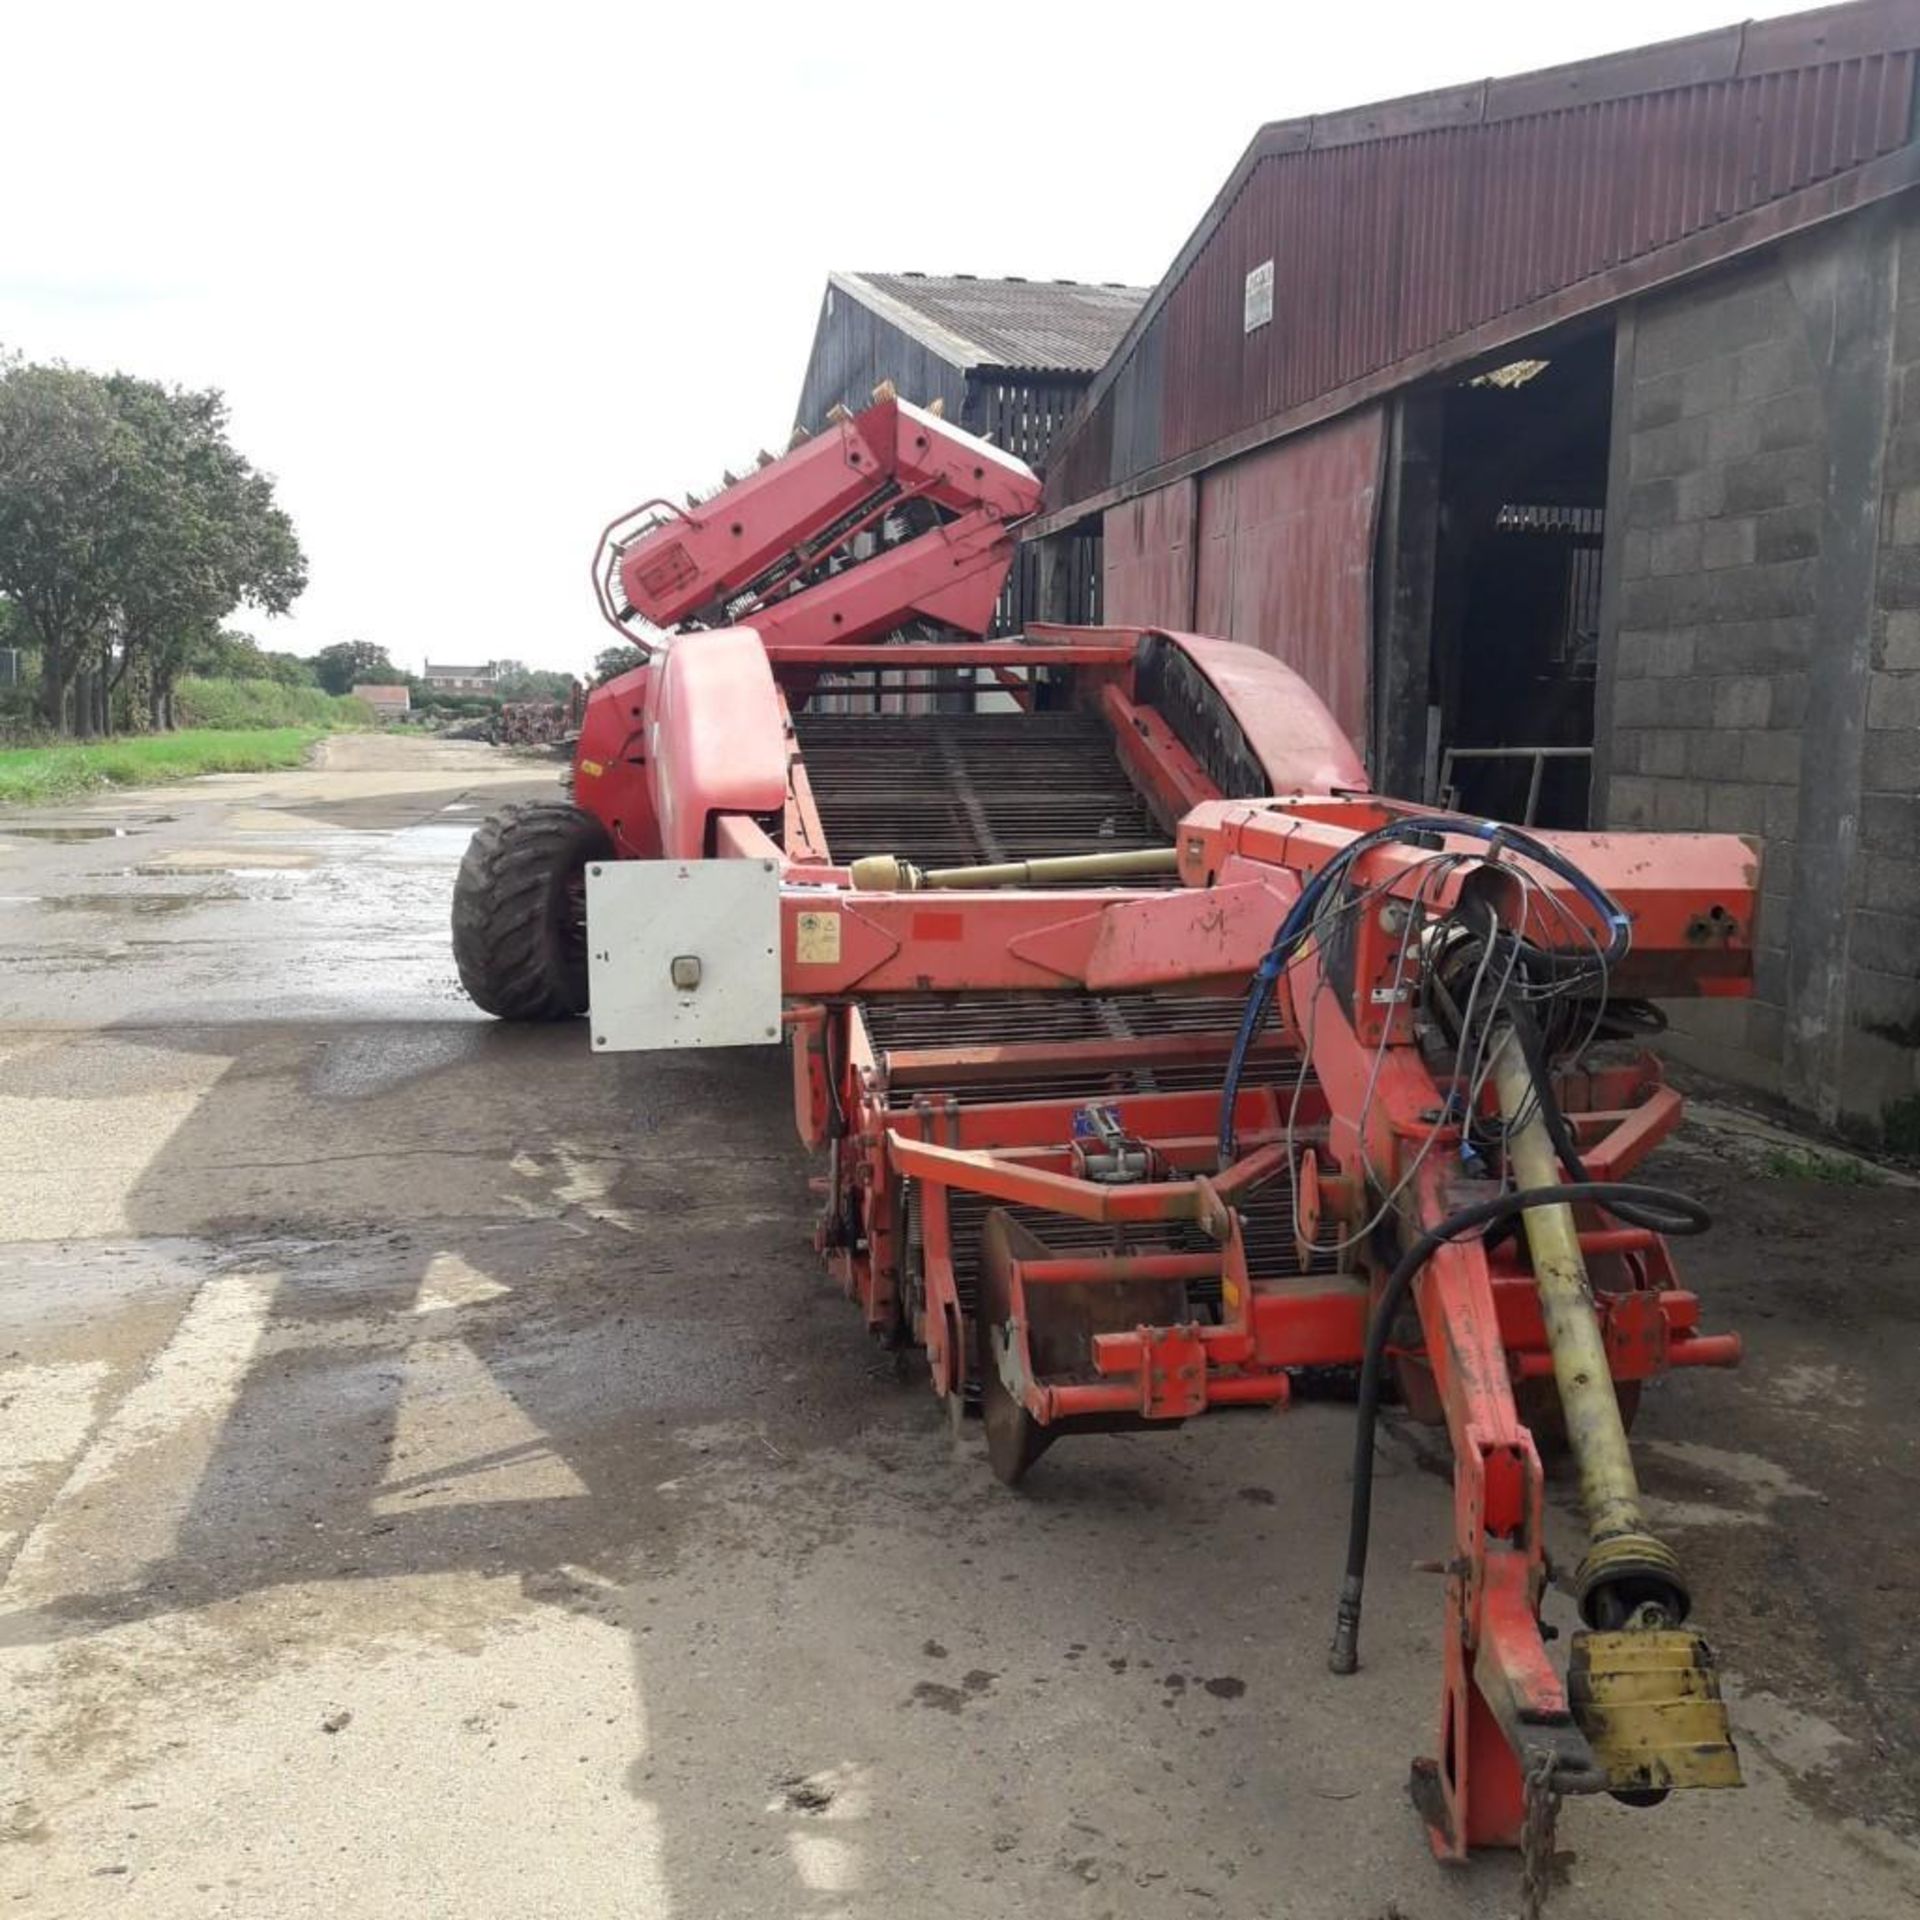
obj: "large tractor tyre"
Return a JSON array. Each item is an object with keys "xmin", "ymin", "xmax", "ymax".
[{"xmin": 452, "ymin": 802, "xmax": 613, "ymax": 1020}]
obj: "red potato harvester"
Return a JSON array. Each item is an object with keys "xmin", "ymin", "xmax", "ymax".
[{"xmin": 452, "ymin": 392, "xmax": 1753, "ymax": 1900}]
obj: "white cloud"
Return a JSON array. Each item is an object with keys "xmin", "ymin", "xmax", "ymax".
[{"xmin": 0, "ymin": 0, "xmax": 1813, "ymax": 671}]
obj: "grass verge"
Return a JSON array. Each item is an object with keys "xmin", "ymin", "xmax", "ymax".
[
  {"xmin": 173, "ymin": 678, "xmax": 374, "ymax": 729},
  {"xmin": 1759, "ymin": 1144, "xmax": 1885, "ymax": 1186},
  {"xmin": 0, "ymin": 727, "xmax": 324, "ymax": 806}
]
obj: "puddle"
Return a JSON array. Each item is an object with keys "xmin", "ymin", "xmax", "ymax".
[
  {"xmin": 0, "ymin": 825, "xmax": 130, "ymax": 842},
  {"xmin": 133, "ymin": 854, "xmax": 316, "ymax": 873},
  {"xmin": 38, "ymin": 893, "xmax": 204, "ymax": 918},
  {"xmin": 366, "ymin": 824, "xmax": 476, "ymax": 864}
]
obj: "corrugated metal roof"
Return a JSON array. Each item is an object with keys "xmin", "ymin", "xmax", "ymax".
[
  {"xmin": 1039, "ymin": 0, "xmax": 1920, "ymax": 525},
  {"xmin": 831, "ymin": 272, "xmax": 1150, "ymax": 375}
]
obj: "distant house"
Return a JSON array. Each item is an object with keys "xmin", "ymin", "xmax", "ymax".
[
  {"xmin": 353, "ymin": 683, "xmax": 410, "ymax": 716},
  {"xmin": 422, "ymin": 662, "xmax": 496, "ymax": 694}
]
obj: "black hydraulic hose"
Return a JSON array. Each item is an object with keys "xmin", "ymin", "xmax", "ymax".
[
  {"xmin": 1506, "ymin": 1002, "xmax": 1702, "ymax": 1237},
  {"xmin": 822, "ymin": 1004, "xmax": 846, "ymax": 1142},
  {"xmin": 1327, "ymin": 1179, "xmax": 1712, "ymax": 1676}
]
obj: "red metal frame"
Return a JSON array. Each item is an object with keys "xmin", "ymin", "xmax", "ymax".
[
  {"xmin": 602, "ymin": 396, "xmax": 1043, "ymax": 656},
  {"xmin": 562, "ymin": 405, "xmax": 1754, "ymax": 1868},
  {"xmin": 781, "ymin": 686, "xmax": 1746, "ymax": 1858}
]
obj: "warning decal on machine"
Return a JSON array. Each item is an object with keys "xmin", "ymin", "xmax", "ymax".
[{"xmin": 795, "ymin": 910, "xmax": 841, "ymax": 964}]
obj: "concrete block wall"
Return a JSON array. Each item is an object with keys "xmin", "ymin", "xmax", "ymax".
[
  {"xmin": 1600, "ymin": 195, "xmax": 1920, "ymax": 1140},
  {"xmin": 1854, "ymin": 205, "xmax": 1920, "ymax": 1128},
  {"xmin": 1606, "ymin": 255, "xmax": 1819, "ymax": 1093}
]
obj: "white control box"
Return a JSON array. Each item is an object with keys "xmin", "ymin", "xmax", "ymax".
[{"xmin": 586, "ymin": 859, "xmax": 782, "ymax": 1052}]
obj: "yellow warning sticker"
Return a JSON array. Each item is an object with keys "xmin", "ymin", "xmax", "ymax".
[
  {"xmin": 795, "ymin": 910, "xmax": 841, "ymax": 965},
  {"xmin": 577, "ymin": 758, "xmax": 605, "ymax": 779}
]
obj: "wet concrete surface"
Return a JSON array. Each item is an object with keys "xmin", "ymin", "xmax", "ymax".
[{"xmin": 1, "ymin": 733, "xmax": 1917, "ymax": 1917}]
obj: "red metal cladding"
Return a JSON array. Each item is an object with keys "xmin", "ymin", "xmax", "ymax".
[
  {"xmin": 1101, "ymin": 478, "xmax": 1198, "ymax": 629},
  {"xmin": 1051, "ymin": 30, "xmax": 1919, "ymax": 511},
  {"xmin": 1104, "ymin": 414, "xmax": 1383, "ymax": 748},
  {"xmin": 1195, "ymin": 412, "xmax": 1382, "ymax": 748}
]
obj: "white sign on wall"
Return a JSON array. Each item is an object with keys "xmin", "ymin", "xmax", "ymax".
[{"xmin": 1244, "ymin": 258, "xmax": 1274, "ymax": 334}]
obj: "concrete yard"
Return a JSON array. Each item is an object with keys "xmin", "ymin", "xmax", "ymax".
[{"xmin": 1, "ymin": 732, "xmax": 1916, "ymax": 1918}]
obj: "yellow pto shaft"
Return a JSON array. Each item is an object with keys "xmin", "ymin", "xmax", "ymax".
[
  {"xmin": 1491, "ymin": 1027, "xmax": 1663, "ymax": 1574},
  {"xmin": 1490, "ymin": 1024, "xmax": 1740, "ymax": 1797},
  {"xmin": 848, "ymin": 847, "xmax": 1179, "ymax": 892}
]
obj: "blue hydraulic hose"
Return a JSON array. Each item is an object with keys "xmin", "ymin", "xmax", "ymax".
[
  {"xmin": 1215, "ymin": 836, "xmax": 1372, "ymax": 1161},
  {"xmin": 1213, "ymin": 815, "xmax": 1632, "ymax": 1164},
  {"xmin": 1429, "ymin": 814, "xmax": 1633, "ymax": 960}
]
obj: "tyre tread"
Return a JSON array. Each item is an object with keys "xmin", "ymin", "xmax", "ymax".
[{"xmin": 451, "ymin": 801, "xmax": 612, "ymax": 1020}]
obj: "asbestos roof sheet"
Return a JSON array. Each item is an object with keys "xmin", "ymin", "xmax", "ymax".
[{"xmin": 831, "ymin": 272, "xmax": 1150, "ymax": 374}]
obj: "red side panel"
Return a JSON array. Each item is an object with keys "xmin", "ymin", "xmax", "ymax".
[
  {"xmin": 648, "ymin": 630, "xmax": 788, "ymax": 858},
  {"xmin": 1158, "ymin": 630, "xmax": 1371, "ymax": 795},
  {"xmin": 574, "ymin": 664, "xmax": 660, "ymax": 858}
]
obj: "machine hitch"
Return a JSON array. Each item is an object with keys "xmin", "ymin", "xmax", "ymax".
[{"xmin": 1490, "ymin": 1026, "xmax": 1742, "ymax": 1803}]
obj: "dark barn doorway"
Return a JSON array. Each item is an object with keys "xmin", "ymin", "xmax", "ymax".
[{"xmin": 1377, "ymin": 323, "xmax": 1615, "ymax": 826}]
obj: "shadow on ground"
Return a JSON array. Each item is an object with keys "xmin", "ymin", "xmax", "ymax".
[{"xmin": 2, "ymin": 997, "xmax": 1917, "ymax": 1915}]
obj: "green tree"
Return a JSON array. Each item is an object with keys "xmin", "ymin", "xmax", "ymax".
[
  {"xmin": 175, "ymin": 629, "xmax": 309, "ymax": 689},
  {"xmin": 0, "ymin": 360, "xmax": 135, "ymax": 730},
  {"xmin": 105, "ymin": 376, "xmax": 306, "ymax": 730},
  {"xmin": 0, "ymin": 593, "xmax": 32, "ymax": 712},
  {"xmin": 494, "ymin": 663, "xmax": 577, "ymax": 701},
  {"xmin": 311, "ymin": 639, "xmax": 403, "ymax": 694},
  {"xmin": 0, "ymin": 593, "xmax": 25, "ymax": 669},
  {"xmin": 593, "ymin": 643, "xmax": 647, "ymax": 686},
  {"xmin": 182, "ymin": 625, "xmax": 278, "ymax": 681},
  {"xmin": 0, "ymin": 357, "xmax": 307, "ymax": 733},
  {"xmin": 260, "ymin": 650, "xmax": 317, "ymax": 688}
]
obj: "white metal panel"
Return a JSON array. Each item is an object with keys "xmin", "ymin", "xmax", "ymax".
[
  {"xmin": 586, "ymin": 859, "xmax": 782, "ymax": 1052},
  {"xmin": 1243, "ymin": 259, "xmax": 1274, "ymax": 333}
]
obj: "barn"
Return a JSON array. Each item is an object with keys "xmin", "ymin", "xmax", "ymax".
[{"xmin": 1022, "ymin": 0, "xmax": 1920, "ymax": 1140}]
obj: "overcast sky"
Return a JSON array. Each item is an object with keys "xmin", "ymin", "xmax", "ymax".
[{"xmin": 2, "ymin": 1, "xmax": 1814, "ymax": 674}]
